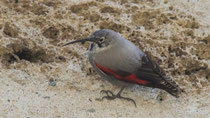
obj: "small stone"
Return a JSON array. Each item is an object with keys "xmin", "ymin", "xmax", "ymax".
[
  {"xmin": 43, "ymin": 96, "xmax": 50, "ymax": 99},
  {"xmin": 3, "ymin": 22, "xmax": 19, "ymax": 38},
  {"xmin": 49, "ymin": 79, "xmax": 56, "ymax": 86},
  {"xmin": 87, "ymin": 108, "xmax": 96, "ymax": 112}
]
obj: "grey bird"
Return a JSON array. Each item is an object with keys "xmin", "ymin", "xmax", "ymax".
[{"xmin": 64, "ymin": 29, "xmax": 182, "ymax": 106}]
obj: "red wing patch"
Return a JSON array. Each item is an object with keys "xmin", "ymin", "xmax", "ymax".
[{"xmin": 95, "ymin": 62, "xmax": 149, "ymax": 85}]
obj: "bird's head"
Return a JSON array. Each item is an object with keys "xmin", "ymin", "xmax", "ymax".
[{"xmin": 63, "ymin": 29, "xmax": 121, "ymax": 50}]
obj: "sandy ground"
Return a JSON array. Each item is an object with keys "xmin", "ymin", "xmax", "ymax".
[{"xmin": 0, "ymin": 0, "xmax": 209, "ymax": 118}]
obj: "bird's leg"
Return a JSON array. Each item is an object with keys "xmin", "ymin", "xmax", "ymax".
[{"xmin": 100, "ymin": 87, "xmax": 137, "ymax": 107}]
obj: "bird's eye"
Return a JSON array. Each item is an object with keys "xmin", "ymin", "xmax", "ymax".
[
  {"xmin": 99, "ymin": 37, "xmax": 105, "ymax": 42},
  {"xmin": 99, "ymin": 38, "xmax": 103, "ymax": 42}
]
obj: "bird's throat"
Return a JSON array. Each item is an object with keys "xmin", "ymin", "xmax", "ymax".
[{"xmin": 90, "ymin": 43, "xmax": 112, "ymax": 54}]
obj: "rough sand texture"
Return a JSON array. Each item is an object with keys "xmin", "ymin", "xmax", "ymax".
[{"xmin": 0, "ymin": 0, "xmax": 209, "ymax": 118}]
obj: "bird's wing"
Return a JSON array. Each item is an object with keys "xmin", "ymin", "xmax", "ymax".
[
  {"xmin": 135, "ymin": 54, "xmax": 181, "ymax": 97},
  {"xmin": 95, "ymin": 54, "xmax": 181, "ymax": 97}
]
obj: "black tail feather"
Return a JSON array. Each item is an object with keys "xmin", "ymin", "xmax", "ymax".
[{"xmin": 146, "ymin": 80, "xmax": 182, "ymax": 98}]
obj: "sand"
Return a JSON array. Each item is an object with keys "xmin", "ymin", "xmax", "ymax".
[{"xmin": 0, "ymin": 0, "xmax": 209, "ymax": 118}]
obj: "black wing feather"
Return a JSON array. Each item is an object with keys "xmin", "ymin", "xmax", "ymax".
[{"xmin": 135, "ymin": 54, "xmax": 181, "ymax": 97}]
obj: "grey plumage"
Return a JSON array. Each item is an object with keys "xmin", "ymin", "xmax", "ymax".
[{"xmin": 65, "ymin": 29, "xmax": 182, "ymax": 98}]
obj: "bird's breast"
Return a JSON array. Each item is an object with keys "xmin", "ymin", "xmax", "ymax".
[{"xmin": 91, "ymin": 44, "xmax": 142, "ymax": 73}]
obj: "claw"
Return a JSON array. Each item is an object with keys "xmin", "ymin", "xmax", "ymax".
[
  {"xmin": 117, "ymin": 96, "xmax": 137, "ymax": 107},
  {"xmin": 100, "ymin": 90, "xmax": 107, "ymax": 94},
  {"xmin": 100, "ymin": 90, "xmax": 115, "ymax": 97},
  {"xmin": 102, "ymin": 96, "xmax": 114, "ymax": 101},
  {"xmin": 100, "ymin": 87, "xmax": 137, "ymax": 107}
]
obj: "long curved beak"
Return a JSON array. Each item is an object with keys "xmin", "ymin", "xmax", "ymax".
[{"xmin": 63, "ymin": 38, "xmax": 93, "ymax": 46}]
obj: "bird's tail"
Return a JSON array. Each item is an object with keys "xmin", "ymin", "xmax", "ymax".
[
  {"xmin": 158, "ymin": 79, "xmax": 183, "ymax": 98},
  {"xmin": 163, "ymin": 84, "xmax": 181, "ymax": 98}
]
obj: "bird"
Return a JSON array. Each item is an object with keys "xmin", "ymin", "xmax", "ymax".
[{"xmin": 63, "ymin": 29, "xmax": 182, "ymax": 106}]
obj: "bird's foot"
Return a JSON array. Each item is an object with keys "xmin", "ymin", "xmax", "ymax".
[{"xmin": 100, "ymin": 88, "xmax": 136, "ymax": 107}]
